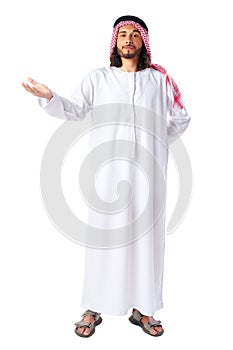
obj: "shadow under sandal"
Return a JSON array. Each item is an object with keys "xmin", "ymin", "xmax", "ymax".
[
  {"xmin": 129, "ymin": 309, "xmax": 164, "ymax": 337},
  {"xmin": 74, "ymin": 309, "xmax": 102, "ymax": 338}
]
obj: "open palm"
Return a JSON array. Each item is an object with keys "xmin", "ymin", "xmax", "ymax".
[{"xmin": 22, "ymin": 78, "xmax": 53, "ymax": 100}]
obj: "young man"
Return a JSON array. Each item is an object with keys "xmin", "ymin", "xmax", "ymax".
[{"xmin": 22, "ymin": 15, "xmax": 190, "ymax": 338}]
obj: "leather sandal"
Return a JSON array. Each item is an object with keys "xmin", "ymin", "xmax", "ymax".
[
  {"xmin": 129, "ymin": 308, "xmax": 164, "ymax": 337},
  {"xmin": 74, "ymin": 309, "xmax": 102, "ymax": 338}
]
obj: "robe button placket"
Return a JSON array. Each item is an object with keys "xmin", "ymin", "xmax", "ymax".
[{"xmin": 129, "ymin": 73, "xmax": 136, "ymax": 159}]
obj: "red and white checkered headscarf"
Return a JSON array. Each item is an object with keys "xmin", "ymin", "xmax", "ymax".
[{"xmin": 110, "ymin": 19, "xmax": 184, "ymax": 110}]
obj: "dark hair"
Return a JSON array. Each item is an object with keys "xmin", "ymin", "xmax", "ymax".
[{"xmin": 110, "ymin": 43, "xmax": 151, "ymax": 71}]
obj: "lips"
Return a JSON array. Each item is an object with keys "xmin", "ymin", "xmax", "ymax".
[{"xmin": 123, "ymin": 45, "xmax": 135, "ymax": 50}]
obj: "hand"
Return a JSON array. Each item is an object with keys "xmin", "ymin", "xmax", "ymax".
[{"xmin": 22, "ymin": 77, "xmax": 53, "ymax": 100}]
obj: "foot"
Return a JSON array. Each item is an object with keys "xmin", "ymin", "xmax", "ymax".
[
  {"xmin": 76, "ymin": 314, "xmax": 95, "ymax": 336},
  {"xmin": 134, "ymin": 309, "xmax": 164, "ymax": 336}
]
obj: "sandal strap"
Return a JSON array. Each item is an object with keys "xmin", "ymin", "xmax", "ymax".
[
  {"xmin": 74, "ymin": 321, "xmax": 94, "ymax": 331},
  {"xmin": 81, "ymin": 309, "xmax": 101, "ymax": 319},
  {"xmin": 145, "ymin": 319, "xmax": 162, "ymax": 329},
  {"xmin": 132, "ymin": 309, "xmax": 143, "ymax": 322},
  {"xmin": 75, "ymin": 321, "xmax": 90, "ymax": 327}
]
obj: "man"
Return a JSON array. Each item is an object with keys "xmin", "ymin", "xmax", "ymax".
[{"xmin": 22, "ymin": 15, "xmax": 190, "ymax": 338}]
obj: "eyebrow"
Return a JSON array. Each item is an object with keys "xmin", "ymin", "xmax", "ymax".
[{"xmin": 118, "ymin": 29, "xmax": 140, "ymax": 34}]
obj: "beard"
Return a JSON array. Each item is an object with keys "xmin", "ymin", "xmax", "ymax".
[{"xmin": 117, "ymin": 47, "xmax": 142, "ymax": 59}]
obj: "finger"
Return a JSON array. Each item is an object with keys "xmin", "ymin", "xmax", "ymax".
[
  {"xmin": 22, "ymin": 79, "xmax": 36, "ymax": 90},
  {"xmin": 27, "ymin": 77, "xmax": 38, "ymax": 85},
  {"xmin": 22, "ymin": 82, "xmax": 34, "ymax": 91},
  {"xmin": 30, "ymin": 87, "xmax": 40, "ymax": 95},
  {"xmin": 22, "ymin": 82, "xmax": 38, "ymax": 95},
  {"xmin": 22, "ymin": 82, "xmax": 33, "ymax": 92}
]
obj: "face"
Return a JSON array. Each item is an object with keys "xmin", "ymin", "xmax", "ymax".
[{"xmin": 116, "ymin": 25, "xmax": 143, "ymax": 59}]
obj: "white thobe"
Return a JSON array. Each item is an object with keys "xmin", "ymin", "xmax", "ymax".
[{"xmin": 39, "ymin": 66, "xmax": 190, "ymax": 316}]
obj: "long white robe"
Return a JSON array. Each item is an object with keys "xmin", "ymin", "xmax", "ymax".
[{"xmin": 39, "ymin": 66, "xmax": 190, "ymax": 316}]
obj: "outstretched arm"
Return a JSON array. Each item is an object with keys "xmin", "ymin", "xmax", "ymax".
[{"xmin": 22, "ymin": 76, "xmax": 93, "ymax": 120}]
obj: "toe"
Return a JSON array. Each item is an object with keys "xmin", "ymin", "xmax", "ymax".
[
  {"xmin": 83, "ymin": 327, "xmax": 90, "ymax": 335},
  {"xmin": 150, "ymin": 327, "xmax": 157, "ymax": 335},
  {"xmin": 149, "ymin": 326, "xmax": 163, "ymax": 335},
  {"xmin": 77, "ymin": 327, "xmax": 84, "ymax": 334},
  {"xmin": 154, "ymin": 326, "xmax": 163, "ymax": 334}
]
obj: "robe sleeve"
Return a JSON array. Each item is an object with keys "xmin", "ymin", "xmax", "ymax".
[
  {"xmin": 166, "ymin": 76, "xmax": 191, "ymax": 144},
  {"xmin": 38, "ymin": 73, "xmax": 94, "ymax": 120}
]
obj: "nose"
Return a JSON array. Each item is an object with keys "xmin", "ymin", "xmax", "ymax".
[{"xmin": 125, "ymin": 34, "xmax": 133, "ymax": 44}]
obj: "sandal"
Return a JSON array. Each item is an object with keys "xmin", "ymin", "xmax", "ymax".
[
  {"xmin": 129, "ymin": 308, "xmax": 164, "ymax": 337},
  {"xmin": 74, "ymin": 309, "xmax": 103, "ymax": 338}
]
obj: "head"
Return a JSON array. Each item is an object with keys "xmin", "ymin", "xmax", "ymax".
[{"xmin": 110, "ymin": 15, "xmax": 151, "ymax": 70}]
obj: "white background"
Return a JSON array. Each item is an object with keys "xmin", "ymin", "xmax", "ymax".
[{"xmin": 1, "ymin": 0, "xmax": 233, "ymax": 348}]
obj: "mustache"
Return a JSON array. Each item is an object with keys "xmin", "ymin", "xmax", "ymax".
[{"xmin": 122, "ymin": 45, "xmax": 135, "ymax": 49}]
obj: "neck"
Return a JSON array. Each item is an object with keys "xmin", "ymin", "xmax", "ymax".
[{"xmin": 120, "ymin": 57, "xmax": 139, "ymax": 72}]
